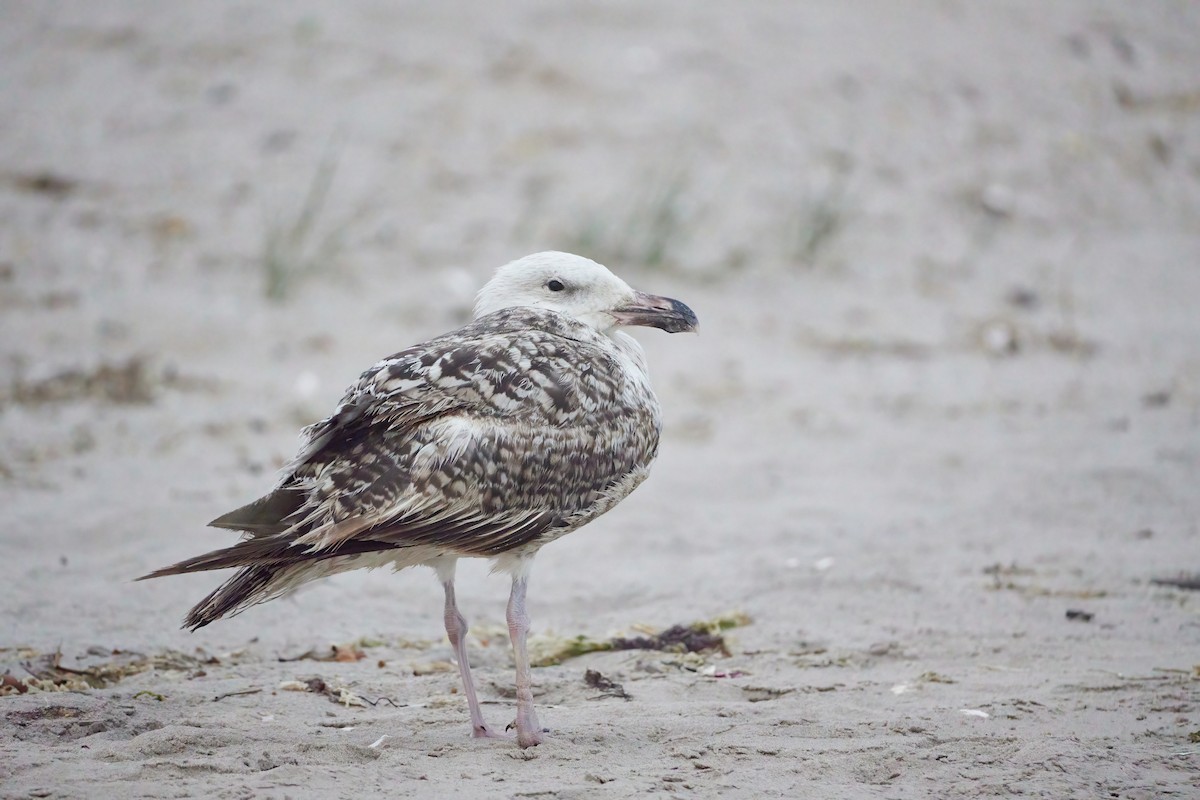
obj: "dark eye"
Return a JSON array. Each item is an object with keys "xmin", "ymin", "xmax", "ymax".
[{"xmin": 547, "ymin": 279, "xmax": 565, "ymax": 292}]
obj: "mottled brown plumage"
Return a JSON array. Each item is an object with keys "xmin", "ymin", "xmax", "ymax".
[{"xmin": 140, "ymin": 251, "xmax": 697, "ymax": 747}]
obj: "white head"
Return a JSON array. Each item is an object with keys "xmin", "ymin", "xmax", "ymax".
[{"xmin": 474, "ymin": 251, "xmax": 697, "ymax": 334}]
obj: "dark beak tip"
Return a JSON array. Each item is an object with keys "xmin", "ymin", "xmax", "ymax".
[{"xmin": 673, "ymin": 300, "xmax": 699, "ymax": 334}]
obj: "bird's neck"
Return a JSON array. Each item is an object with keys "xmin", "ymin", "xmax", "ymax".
[{"xmin": 611, "ymin": 330, "xmax": 651, "ymax": 377}]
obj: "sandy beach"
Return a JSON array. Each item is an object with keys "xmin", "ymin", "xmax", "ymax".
[{"xmin": 2, "ymin": 2, "xmax": 1198, "ymax": 797}]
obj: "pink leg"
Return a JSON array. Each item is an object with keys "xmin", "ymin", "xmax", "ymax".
[
  {"xmin": 506, "ymin": 576, "xmax": 544, "ymax": 748},
  {"xmin": 442, "ymin": 579, "xmax": 504, "ymax": 739}
]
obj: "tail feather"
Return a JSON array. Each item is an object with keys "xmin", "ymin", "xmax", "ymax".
[
  {"xmin": 137, "ymin": 536, "xmax": 308, "ymax": 580},
  {"xmin": 142, "ymin": 488, "xmax": 408, "ymax": 630},
  {"xmin": 138, "ymin": 540, "xmax": 304, "ymax": 630},
  {"xmin": 177, "ymin": 543, "xmax": 402, "ymax": 630},
  {"xmin": 138, "ymin": 536, "xmax": 400, "ymax": 582},
  {"xmin": 182, "ymin": 565, "xmax": 279, "ymax": 630},
  {"xmin": 139, "ymin": 534, "xmax": 405, "ymax": 630}
]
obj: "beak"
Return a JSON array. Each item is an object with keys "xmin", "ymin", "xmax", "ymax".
[{"xmin": 611, "ymin": 291, "xmax": 699, "ymax": 334}]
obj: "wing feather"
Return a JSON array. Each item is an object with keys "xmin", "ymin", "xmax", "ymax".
[{"xmin": 213, "ymin": 308, "xmax": 659, "ymax": 560}]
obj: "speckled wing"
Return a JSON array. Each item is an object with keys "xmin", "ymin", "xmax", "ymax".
[{"xmin": 262, "ymin": 308, "xmax": 662, "ymax": 558}]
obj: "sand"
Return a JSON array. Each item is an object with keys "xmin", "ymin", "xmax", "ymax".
[{"xmin": 2, "ymin": 1, "xmax": 1198, "ymax": 797}]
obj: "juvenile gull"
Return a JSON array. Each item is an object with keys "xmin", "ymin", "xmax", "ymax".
[{"xmin": 140, "ymin": 251, "xmax": 697, "ymax": 748}]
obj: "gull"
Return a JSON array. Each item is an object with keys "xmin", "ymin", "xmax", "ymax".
[{"xmin": 140, "ymin": 251, "xmax": 697, "ymax": 747}]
